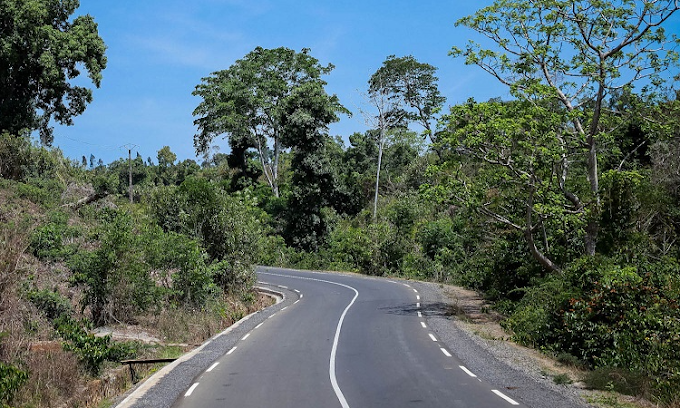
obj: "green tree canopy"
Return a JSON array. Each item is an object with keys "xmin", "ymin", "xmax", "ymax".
[
  {"xmin": 0, "ymin": 0, "xmax": 107, "ymax": 144},
  {"xmin": 369, "ymin": 55, "xmax": 445, "ymax": 141},
  {"xmin": 452, "ymin": 0, "xmax": 680, "ymax": 256},
  {"xmin": 192, "ymin": 46, "xmax": 343, "ymax": 197}
]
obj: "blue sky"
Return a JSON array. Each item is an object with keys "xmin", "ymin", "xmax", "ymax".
[{"xmin": 53, "ymin": 1, "xmax": 511, "ymax": 164}]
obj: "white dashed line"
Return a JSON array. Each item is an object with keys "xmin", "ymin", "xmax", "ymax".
[
  {"xmin": 281, "ymin": 306, "xmax": 288, "ymax": 311},
  {"xmin": 300, "ymin": 294, "xmax": 304, "ymax": 299},
  {"xmin": 255, "ymin": 322, "xmax": 264, "ymax": 329},
  {"xmin": 417, "ymin": 311, "xmax": 422, "ymax": 318},
  {"xmin": 428, "ymin": 333, "xmax": 437, "ymax": 342},
  {"xmin": 416, "ymin": 295, "xmax": 420, "ymax": 300},
  {"xmin": 206, "ymin": 362, "xmax": 219, "ymax": 372},
  {"xmin": 241, "ymin": 333, "xmax": 250, "ymax": 341},
  {"xmin": 459, "ymin": 366, "xmax": 477, "ymax": 377},
  {"xmin": 492, "ymin": 390, "xmax": 520, "ymax": 405},
  {"xmin": 413, "ymin": 288, "xmax": 418, "ymax": 293},
  {"xmin": 420, "ymin": 322, "xmax": 427, "ymax": 328},
  {"xmin": 268, "ymin": 313, "xmax": 277, "ymax": 319},
  {"xmin": 416, "ymin": 302, "xmax": 421, "ymax": 308},
  {"xmin": 227, "ymin": 347, "xmax": 237, "ymax": 355},
  {"xmin": 279, "ymin": 285, "xmax": 288, "ymax": 289},
  {"xmin": 294, "ymin": 289, "xmax": 300, "ymax": 293},
  {"xmin": 294, "ymin": 300, "xmax": 300, "ymax": 304},
  {"xmin": 185, "ymin": 383, "xmax": 199, "ymax": 397},
  {"xmin": 440, "ymin": 348, "xmax": 452, "ymax": 357}
]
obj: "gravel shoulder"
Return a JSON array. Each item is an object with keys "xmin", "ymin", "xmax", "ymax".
[{"xmin": 409, "ymin": 280, "xmax": 598, "ymax": 408}]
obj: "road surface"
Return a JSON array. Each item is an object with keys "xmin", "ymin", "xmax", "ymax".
[{"xmin": 170, "ymin": 267, "xmax": 527, "ymax": 408}]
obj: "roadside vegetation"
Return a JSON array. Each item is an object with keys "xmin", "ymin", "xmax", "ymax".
[{"xmin": 2, "ymin": 0, "xmax": 680, "ymax": 407}]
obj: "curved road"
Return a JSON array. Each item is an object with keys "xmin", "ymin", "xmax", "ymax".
[{"xmin": 170, "ymin": 267, "xmax": 527, "ymax": 408}]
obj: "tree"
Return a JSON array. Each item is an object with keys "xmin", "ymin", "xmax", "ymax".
[
  {"xmin": 440, "ymin": 98, "xmax": 579, "ymax": 272},
  {"xmin": 362, "ymin": 71, "xmax": 407, "ymax": 220},
  {"xmin": 192, "ymin": 47, "xmax": 340, "ymax": 197},
  {"xmin": 0, "ymin": 0, "xmax": 107, "ymax": 144},
  {"xmin": 279, "ymin": 81, "xmax": 348, "ymax": 250},
  {"xmin": 369, "ymin": 55, "xmax": 445, "ymax": 142},
  {"xmin": 452, "ymin": 0, "xmax": 680, "ymax": 256}
]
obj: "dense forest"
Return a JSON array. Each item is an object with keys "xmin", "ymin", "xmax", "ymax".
[{"xmin": 3, "ymin": 0, "xmax": 680, "ymax": 407}]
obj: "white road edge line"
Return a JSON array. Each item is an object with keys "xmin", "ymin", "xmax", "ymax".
[
  {"xmin": 492, "ymin": 390, "xmax": 520, "ymax": 405},
  {"xmin": 206, "ymin": 362, "xmax": 219, "ymax": 372},
  {"xmin": 428, "ymin": 333, "xmax": 437, "ymax": 342},
  {"xmin": 185, "ymin": 383, "xmax": 199, "ymax": 397},
  {"xmin": 227, "ymin": 347, "xmax": 237, "ymax": 355},
  {"xmin": 459, "ymin": 365, "xmax": 477, "ymax": 377},
  {"xmin": 440, "ymin": 348, "xmax": 452, "ymax": 357}
]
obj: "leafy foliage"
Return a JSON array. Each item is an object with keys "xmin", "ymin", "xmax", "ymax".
[{"xmin": 0, "ymin": 0, "xmax": 107, "ymax": 144}]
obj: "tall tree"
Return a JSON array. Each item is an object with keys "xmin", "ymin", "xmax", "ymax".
[
  {"xmin": 192, "ymin": 47, "xmax": 339, "ymax": 197},
  {"xmin": 0, "ymin": 0, "xmax": 107, "ymax": 145},
  {"xmin": 279, "ymin": 81, "xmax": 348, "ymax": 250},
  {"xmin": 452, "ymin": 0, "xmax": 680, "ymax": 256},
  {"xmin": 369, "ymin": 55, "xmax": 445, "ymax": 142},
  {"xmin": 362, "ymin": 72, "xmax": 407, "ymax": 220}
]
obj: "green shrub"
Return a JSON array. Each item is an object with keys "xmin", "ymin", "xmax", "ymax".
[
  {"xmin": 25, "ymin": 288, "xmax": 72, "ymax": 320},
  {"xmin": 54, "ymin": 316, "xmax": 136, "ymax": 376},
  {"xmin": 29, "ymin": 211, "xmax": 80, "ymax": 261},
  {"xmin": 0, "ymin": 361, "xmax": 28, "ymax": 407},
  {"xmin": 557, "ymin": 257, "xmax": 680, "ymax": 403}
]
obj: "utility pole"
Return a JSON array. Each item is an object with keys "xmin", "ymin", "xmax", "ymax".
[{"xmin": 121, "ymin": 144, "xmax": 138, "ymax": 204}]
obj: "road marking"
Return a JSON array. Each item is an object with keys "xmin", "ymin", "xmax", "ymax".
[
  {"xmin": 440, "ymin": 348, "xmax": 452, "ymax": 357},
  {"xmin": 294, "ymin": 300, "xmax": 300, "ymax": 304},
  {"xmin": 241, "ymin": 333, "xmax": 250, "ymax": 341},
  {"xmin": 459, "ymin": 365, "xmax": 477, "ymax": 377},
  {"xmin": 294, "ymin": 289, "xmax": 300, "ymax": 293},
  {"xmin": 416, "ymin": 302, "xmax": 421, "ymax": 308},
  {"xmin": 416, "ymin": 295, "xmax": 420, "ymax": 300},
  {"xmin": 279, "ymin": 285, "xmax": 288, "ymax": 289},
  {"xmin": 429, "ymin": 333, "xmax": 437, "ymax": 342},
  {"xmin": 260, "ymin": 271, "xmax": 359, "ymax": 408},
  {"xmin": 206, "ymin": 362, "xmax": 219, "ymax": 372},
  {"xmin": 420, "ymin": 322, "xmax": 427, "ymax": 328},
  {"xmin": 492, "ymin": 390, "xmax": 520, "ymax": 405},
  {"xmin": 417, "ymin": 311, "xmax": 422, "ymax": 318},
  {"xmin": 185, "ymin": 383, "xmax": 199, "ymax": 397},
  {"xmin": 281, "ymin": 306, "xmax": 288, "ymax": 311},
  {"xmin": 300, "ymin": 294, "xmax": 303, "ymax": 298},
  {"xmin": 413, "ymin": 288, "xmax": 418, "ymax": 293},
  {"xmin": 255, "ymin": 322, "xmax": 264, "ymax": 329},
  {"xmin": 329, "ymin": 286, "xmax": 359, "ymax": 408},
  {"xmin": 268, "ymin": 313, "xmax": 277, "ymax": 319},
  {"xmin": 227, "ymin": 347, "xmax": 237, "ymax": 355}
]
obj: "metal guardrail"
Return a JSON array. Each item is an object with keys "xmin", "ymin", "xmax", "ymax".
[{"xmin": 121, "ymin": 358, "xmax": 177, "ymax": 383}]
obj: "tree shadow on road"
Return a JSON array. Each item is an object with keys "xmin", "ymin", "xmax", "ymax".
[{"xmin": 380, "ymin": 302, "xmax": 461, "ymax": 318}]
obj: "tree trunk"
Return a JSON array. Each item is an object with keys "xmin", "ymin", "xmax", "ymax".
[{"xmin": 373, "ymin": 128, "xmax": 385, "ymax": 221}]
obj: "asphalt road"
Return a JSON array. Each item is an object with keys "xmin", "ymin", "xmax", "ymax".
[{"xmin": 169, "ymin": 267, "xmax": 529, "ymax": 408}]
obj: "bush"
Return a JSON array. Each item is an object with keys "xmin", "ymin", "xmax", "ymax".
[
  {"xmin": 29, "ymin": 211, "xmax": 80, "ymax": 261},
  {"xmin": 0, "ymin": 361, "xmax": 28, "ymax": 407},
  {"xmin": 54, "ymin": 316, "xmax": 136, "ymax": 376},
  {"xmin": 24, "ymin": 288, "xmax": 72, "ymax": 321}
]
